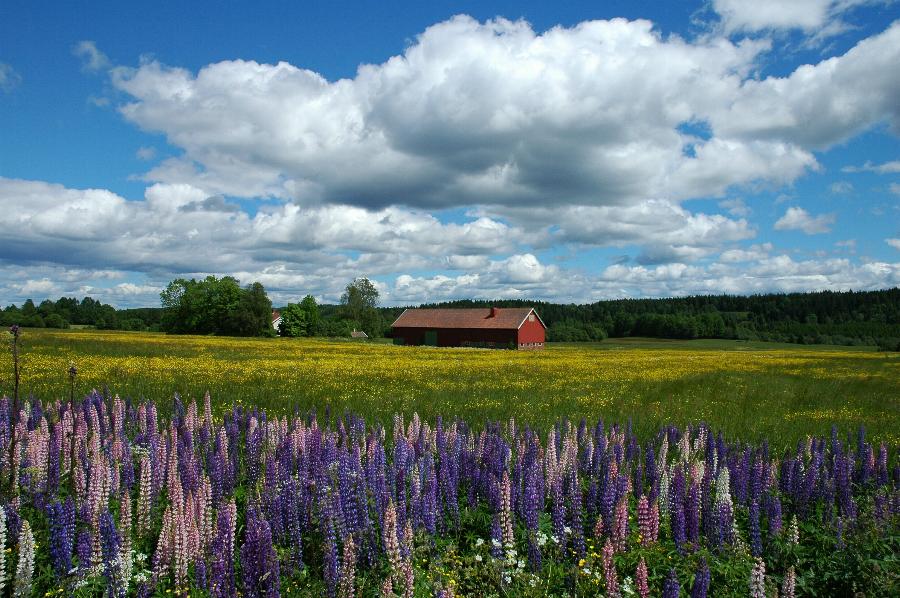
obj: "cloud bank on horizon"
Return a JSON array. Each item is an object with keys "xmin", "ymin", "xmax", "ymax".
[{"xmin": 1, "ymin": 1, "xmax": 899, "ymax": 307}]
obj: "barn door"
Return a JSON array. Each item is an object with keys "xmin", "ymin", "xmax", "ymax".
[{"xmin": 424, "ymin": 330, "xmax": 438, "ymax": 346}]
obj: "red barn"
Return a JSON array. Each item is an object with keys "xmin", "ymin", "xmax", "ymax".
[{"xmin": 391, "ymin": 307, "xmax": 546, "ymax": 349}]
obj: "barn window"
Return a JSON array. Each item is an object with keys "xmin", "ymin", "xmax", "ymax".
[{"xmin": 528, "ymin": 314, "xmax": 535, "ymax": 322}]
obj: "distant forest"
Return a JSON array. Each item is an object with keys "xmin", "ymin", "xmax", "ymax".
[{"xmin": 2, "ymin": 288, "xmax": 898, "ymax": 349}]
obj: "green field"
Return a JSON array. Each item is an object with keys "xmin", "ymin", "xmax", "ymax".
[{"xmin": 4, "ymin": 328, "xmax": 899, "ymax": 449}]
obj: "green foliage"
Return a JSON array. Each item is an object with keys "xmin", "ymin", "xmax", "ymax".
[
  {"xmin": 415, "ymin": 288, "xmax": 900, "ymax": 346},
  {"xmin": 160, "ymin": 276, "xmax": 274, "ymax": 336},
  {"xmin": 279, "ymin": 295, "xmax": 322, "ymax": 337},
  {"xmin": 340, "ymin": 277, "xmax": 381, "ymax": 336}
]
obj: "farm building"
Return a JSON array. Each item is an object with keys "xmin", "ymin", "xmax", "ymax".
[
  {"xmin": 351, "ymin": 329, "xmax": 369, "ymax": 339},
  {"xmin": 391, "ymin": 307, "xmax": 545, "ymax": 349},
  {"xmin": 271, "ymin": 310, "xmax": 282, "ymax": 331}
]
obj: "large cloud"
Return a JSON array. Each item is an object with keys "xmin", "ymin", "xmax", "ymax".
[{"xmin": 110, "ymin": 15, "xmax": 886, "ymax": 209}]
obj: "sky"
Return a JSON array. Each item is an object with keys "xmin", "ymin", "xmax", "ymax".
[{"xmin": 1, "ymin": 0, "xmax": 899, "ymax": 308}]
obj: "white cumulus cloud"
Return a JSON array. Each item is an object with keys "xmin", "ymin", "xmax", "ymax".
[{"xmin": 774, "ymin": 207, "xmax": 836, "ymax": 234}]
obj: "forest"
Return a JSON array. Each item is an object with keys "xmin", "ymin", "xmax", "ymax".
[{"xmin": 2, "ymin": 287, "xmax": 898, "ymax": 349}]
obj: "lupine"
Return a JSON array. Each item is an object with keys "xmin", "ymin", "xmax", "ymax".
[
  {"xmin": 48, "ymin": 497, "xmax": 75, "ymax": 577},
  {"xmin": 637, "ymin": 495, "xmax": 651, "ymax": 545},
  {"xmin": 691, "ymin": 557, "xmax": 710, "ymax": 598},
  {"xmin": 383, "ymin": 499, "xmax": 402, "ymax": 583},
  {"xmin": 240, "ymin": 508, "xmax": 280, "ymax": 598},
  {"xmin": 662, "ymin": 568, "xmax": 680, "ymax": 598},
  {"xmin": 781, "ymin": 566, "xmax": 796, "ymax": 598},
  {"xmin": 0, "ymin": 504, "xmax": 6, "ymax": 592},
  {"xmin": 100, "ymin": 510, "xmax": 126, "ymax": 598},
  {"xmin": 499, "ymin": 469, "xmax": 514, "ymax": 547},
  {"xmin": 749, "ymin": 557, "xmax": 766, "ymax": 598},
  {"xmin": 612, "ymin": 495, "xmax": 628, "ymax": 551},
  {"xmin": 210, "ymin": 500, "xmax": 237, "ymax": 598},
  {"xmin": 338, "ymin": 534, "xmax": 357, "ymax": 598},
  {"xmin": 119, "ymin": 493, "xmax": 133, "ymax": 585},
  {"xmin": 324, "ymin": 517, "xmax": 339, "ymax": 598},
  {"xmin": 787, "ymin": 515, "xmax": 799, "ymax": 546},
  {"xmin": 601, "ymin": 539, "xmax": 620, "ymax": 597},
  {"xmin": 137, "ymin": 454, "xmax": 152, "ymax": 535},
  {"xmin": 635, "ymin": 557, "xmax": 650, "ymax": 598},
  {"xmin": 749, "ymin": 499, "xmax": 762, "ymax": 556},
  {"xmin": 13, "ymin": 520, "xmax": 34, "ymax": 598}
]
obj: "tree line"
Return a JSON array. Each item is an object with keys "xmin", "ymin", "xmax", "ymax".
[
  {"xmin": 3, "ymin": 285, "xmax": 898, "ymax": 349},
  {"xmin": 420, "ymin": 288, "xmax": 900, "ymax": 349}
]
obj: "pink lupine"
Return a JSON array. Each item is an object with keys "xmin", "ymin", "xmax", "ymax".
[
  {"xmin": 593, "ymin": 514, "xmax": 604, "ymax": 539},
  {"xmin": 649, "ymin": 500, "xmax": 660, "ymax": 543},
  {"xmin": 137, "ymin": 455, "xmax": 152, "ymax": 535},
  {"xmin": 635, "ymin": 557, "xmax": 650, "ymax": 598},
  {"xmin": 173, "ymin": 501, "xmax": 189, "ymax": 590},
  {"xmin": 198, "ymin": 474, "xmax": 213, "ymax": 550},
  {"xmin": 338, "ymin": 534, "xmax": 357, "ymax": 598},
  {"xmin": 119, "ymin": 494, "xmax": 133, "ymax": 584},
  {"xmin": 612, "ymin": 496, "xmax": 628, "ymax": 551},
  {"xmin": 203, "ymin": 391, "xmax": 213, "ymax": 430},
  {"xmin": 637, "ymin": 495, "xmax": 652, "ymax": 546},
  {"xmin": 153, "ymin": 505, "xmax": 174, "ymax": 581},
  {"xmin": 383, "ymin": 499, "xmax": 401, "ymax": 582},
  {"xmin": 0, "ymin": 505, "xmax": 6, "ymax": 593},
  {"xmin": 601, "ymin": 539, "xmax": 620, "ymax": 597}
]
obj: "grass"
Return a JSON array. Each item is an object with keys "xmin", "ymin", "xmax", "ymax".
[{"xmin": 4, "ymin": 328, "xmax": 898, "ymax": 450}]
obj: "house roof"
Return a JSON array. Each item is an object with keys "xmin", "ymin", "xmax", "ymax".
[{"xmin": 391, "ymin": 307, "xmax": 545, "ymax": 330}]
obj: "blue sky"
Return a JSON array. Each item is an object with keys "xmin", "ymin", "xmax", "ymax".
[{"xmin": 1, "ymin": 0, "xmax": 899, "ymax": 307}]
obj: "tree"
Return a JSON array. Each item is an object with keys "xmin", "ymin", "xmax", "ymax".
[
  {"xmin": 299, "ymin": 295, "xmax": 321, "ymax": 335},
  {"xmin": 279, "ymin": 295, "xmax": 322, "ymax": 337},
  {"xmin": 278, "ymin": 303, "xmax": 308, "ymax": 337},
  {"xmin": 226, "ymin": 282, "xmax": 274, "ymax": 337},
  {"xmin": 160, "ymin": 276, "xmax": 273, "ymax": 336},
  {"xmin": 341, "ymin": 278, "xmax": 380, "ymax": 336}
]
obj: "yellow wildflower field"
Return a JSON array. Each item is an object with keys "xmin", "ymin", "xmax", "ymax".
[{"xmin": 5, "ymin": 329, "xmax": 899, "ymax": 447}]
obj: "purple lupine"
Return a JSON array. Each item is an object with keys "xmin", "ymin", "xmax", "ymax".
[
  {"xmin": 767, "ymin": 493, "xmax": 783, "ymax": 538},
  {"xmin": 672, "ymin": 502, "xmax": 686, "ymax": 554},
  {"xmin": 663, "ymin": 568, "xmax": 681, "ymax": 598},
  {"xmin": 240, "ymin": 508, "xmax": 280, "ymax": 598},
  {"xmin": 100, "ymin": 510, "xmax": 125, "ymax": 598},
  {"xmin": 691, "ymin": 557, "xmax": 710, "ymax": 598},
  {"xmin": 749, "ymin": 499, "xmax": 762, "ymax": 556},
  {"xmin": 323, "ymin": 518, "xmax": 339, "ymax": 598},
  {"xmin": 76, "ymin": 529, "xmax": 93, "ymax": 570},
  {"xmin": 568, "ymin": 466, "xmax": 585, "ymax": 558},
  {"xmin": 210, "ymin": 501, "xmax": 237, "ymax": 598},
  {"xmin": 47, "ymin": 497, "xmax": 75, "ymax": 577},
  {"xmin": 551, "ymin": 473, "xmax": 566, "ymax": 553},
  {"xmin": 685, "ymin": 481, "xmax": 700, "ymax": 547}
]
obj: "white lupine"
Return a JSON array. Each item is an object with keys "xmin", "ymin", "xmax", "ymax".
[
  {"xmin": 14, "ymin": 520, "xmax": 34, "ymax": 598},
  {"xmin": 748, "ymin": 557, "xmax": 766, "ymax": 598},
  {"xmin": 781, "ymin": 566, "xmax": 796, "ymax": 598},
  {"xmin": 658, "ymin": 466, "xmax": 671, "ymax": 517}
]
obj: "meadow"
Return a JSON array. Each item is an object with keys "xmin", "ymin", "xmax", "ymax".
[
  {"xmin": 0, "ymin": 327, "xmax": 897, "ymax": 597},
  {"xmin": 7, "ymin": 329, "xmax": 899, "ymax": 449}
]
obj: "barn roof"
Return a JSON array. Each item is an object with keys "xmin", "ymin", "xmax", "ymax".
[{"xmin": 391, "ymin": 307, "xmax": 545, "ymax": 330}]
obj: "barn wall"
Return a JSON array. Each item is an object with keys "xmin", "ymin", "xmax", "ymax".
[
  {"xmin": 517, "ymin": 316, "xmax": 546, "ymax": 344},
  {"xmin": 392, "ymin": 327, "xmax": 518, "ymax": 348}
]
